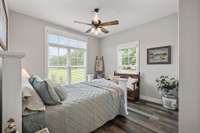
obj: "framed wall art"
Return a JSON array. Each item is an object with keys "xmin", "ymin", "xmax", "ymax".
[
  {"xmin": 0, "ymin": 0, "xmax": 8, "ymax": 51},
  {"xmin": 147, "ymin": 46, "xmax": 171, "ymax": 64}
]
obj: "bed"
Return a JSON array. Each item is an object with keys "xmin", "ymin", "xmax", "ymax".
[{"xmin": 45, "ymin": 79, "xmax": 127, "ymax": 133}]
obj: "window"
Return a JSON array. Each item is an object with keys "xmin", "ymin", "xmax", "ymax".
[
  {"xmin": 70, "ymin": 49, "xmax": 86, "ymax": 84},
  {"xmin": 117, "ymin": 42, "xmax": 139, "ymax": 74},
  {"xmin": 47, "ymin": 32, "xmax": 87, "ymax": 85}
]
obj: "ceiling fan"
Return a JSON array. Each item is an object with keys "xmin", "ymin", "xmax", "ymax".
[{"xmin": 74, "ymin": 8, "xmax": 119, "ymax": 35}]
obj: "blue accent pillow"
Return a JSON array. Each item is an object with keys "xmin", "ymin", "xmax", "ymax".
[{"xmin": 29, "ymin": 75, "xmax": 61, "ymax": 105}]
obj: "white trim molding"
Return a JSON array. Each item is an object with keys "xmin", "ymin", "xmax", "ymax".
[
  {"xmin": 44, "ymin": 26, "xmax": 88, "ymax": 84},
  {"xmin": 140, "ymin": 95, "xmax": 162, "ymax": 104},
  {"xmin": 117, "ymin": 41, "xmax": 140, "ymax": 73},
  {"xmin": 45, "ymin": 26, "xmax": 88, "ymax": 42},
  {"xmin": 44, "ymin": 26, "xmax": 88, "ymax": 78}
]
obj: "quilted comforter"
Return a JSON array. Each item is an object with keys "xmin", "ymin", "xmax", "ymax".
[{"xmin": 46, "ymin": 79, "xmax": 127, "ymax": 133}]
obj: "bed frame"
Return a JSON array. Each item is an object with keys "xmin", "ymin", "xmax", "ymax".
[{"xmin": 114, "ymin": 71, "xmax": 140, "ymax": 102}]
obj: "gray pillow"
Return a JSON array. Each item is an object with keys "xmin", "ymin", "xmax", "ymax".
[
  {"xmin": 54, "ymin": 86, "xmax": 67, "ymax": 101},
  {"xmin": 29, "ymin": 75, "xmax": 42, "ymax": 85},
  {"xmin": 29, "ymin": 75, "xmax": 61, "ymax": 105},
  {"xmin": 45, "ymin": 79, "xmax": 66, "ymax": 101}
]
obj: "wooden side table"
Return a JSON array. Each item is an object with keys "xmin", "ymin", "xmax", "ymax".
[{"xmin": 127, "ymin": 81, "xmax": 139, "ymax": 102}]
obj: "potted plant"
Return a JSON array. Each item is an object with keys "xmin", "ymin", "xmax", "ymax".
[{"xmin": 156, "ymin": 76, "xmax": 178, "ymax": 110}]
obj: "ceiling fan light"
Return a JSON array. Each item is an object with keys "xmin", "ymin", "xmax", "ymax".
[
  {"xmin": 95, "ymin": 30, "xmax": 99, "ymax": 35},
  {"xmin": 91, "ymin": 27, "xmax": 95, "ymax": 32},
  {"xmin": 97, "ymin": 27, "xmax": 101, "ymax": 32},
  {"xmin": 93, "ymin": 13, "xmax": 99, "ymax": 23}
]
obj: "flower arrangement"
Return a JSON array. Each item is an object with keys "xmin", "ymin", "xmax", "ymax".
[{"xmin": 156, "ymin": 76, "xmax": 178, "ymax": 96}]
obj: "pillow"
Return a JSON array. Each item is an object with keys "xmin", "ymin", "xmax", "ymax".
[
  {"xmin": 29, "ymin": 75, "xmax": 42, "ymax": 85},
  {"xmin": 110, "ymin": 76, "xmax": 120, "ymax": 84},
  {"xmin": 29, "ymin": 75, "xmax": 61, "ymax": 105},
  {"xmin": 126, "ymin": 77, "xmax": 138, "ymax": 90},
  {"xmin": 22, "ymin": 78, "xmax": 45, "ymax": 114},
  {"xmin": 45, "ymin": 79, "xmax": 67, "ymax": 101},
  {"xmin": 54, "ymin": 86, "xmax": 67, "ymax": 101}
]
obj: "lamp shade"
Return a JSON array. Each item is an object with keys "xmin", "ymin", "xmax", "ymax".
[{"xmin": 21, "ymin": 68, "xmax": 30, "ymax": 79}]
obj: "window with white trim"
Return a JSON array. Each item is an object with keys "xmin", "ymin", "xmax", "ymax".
[
  {"xmin": 47, "ymin": 33, "xmax": 87, "ymax": 85},
  {"xmin": 117, "ymin": 42, "xmax": 139, "ymax": 74}
]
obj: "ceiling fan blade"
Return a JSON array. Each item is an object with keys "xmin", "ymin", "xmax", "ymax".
[
  {"xmin": 85, "ymin": 28, "xmax": 92, "ymax": 33},
  {"xmin": 100, "ymin": 20, "xmax": 119, "ymax": 26},
  {"xmin": 101, "ymin": 27, "xmax": 109, "ymax": 34},
  {"xmin": 74, "ymin": 21, "xmax": 92, "ymax": 26}
]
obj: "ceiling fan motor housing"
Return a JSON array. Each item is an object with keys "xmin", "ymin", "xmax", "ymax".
[
  {"xmin": 94, "ymin": 8, "xmax": 99, "ymax": 13},
  {"xmin": 92, "ymin": 20, "xmax": 101, "ymax": 27},
  {"xmin": 74, "ymin": 8, "xmax": 119, "ymax": 34}
]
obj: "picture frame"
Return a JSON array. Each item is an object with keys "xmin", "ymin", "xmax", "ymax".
[
  {"xmin": 0, "ymin": 0, "xmax": 8, "ymax": 51},
  {"xmin": 147, "ymin": 46, "xmax": 171, "ymax": 64}
]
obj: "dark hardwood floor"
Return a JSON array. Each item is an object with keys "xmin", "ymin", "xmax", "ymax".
[{"xmin": 93, "ymin": 100, "xmax": 178, "ymax": 133}]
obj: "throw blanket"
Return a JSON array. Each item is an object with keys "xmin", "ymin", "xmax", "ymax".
[{"xmin": 46, "ymin": 79, "xmax": 127, "ymax": 133}]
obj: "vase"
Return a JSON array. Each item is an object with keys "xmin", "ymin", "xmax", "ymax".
[{"xmin": 162, "ymin": 95, "xmax": 177, "ymax": 110}]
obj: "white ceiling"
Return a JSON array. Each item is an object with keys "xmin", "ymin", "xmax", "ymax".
[{"xmin": 7, "ymin": 0, "xmax": 178, "ymax": 38}]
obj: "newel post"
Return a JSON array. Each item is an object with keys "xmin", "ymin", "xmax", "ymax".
[{"xmin": 0, "ymin": 51, "xmax": 25, "ymax": 133}]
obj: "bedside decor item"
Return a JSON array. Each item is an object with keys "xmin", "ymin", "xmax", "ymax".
[
  {"xmin": 156, "ymin": 75, "xmax": 178, "ymax": 110},
  {"xmin": 162, "ymin": 94, "xmax": 177, "ymax": 110},
  {"xmin": 147, "ymin": 46, "xmax": 171, "ymax": 64},
  {"xmin": 95, "ymin": 56, "xmax": 105, "ymax": 78},
  {"xmin": 4, "ymin": 118, "xmax": 19, "ymax": 133},
  {"xmin": 0, "ymin": 0, "xmax": 8, "ymax": 51}
]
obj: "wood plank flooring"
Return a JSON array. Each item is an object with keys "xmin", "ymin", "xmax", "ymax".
[{"xmin": 93, "ymin": 100, "xmax": 178, "ymax": 133}]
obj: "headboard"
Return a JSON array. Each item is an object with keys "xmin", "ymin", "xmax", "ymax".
[{"xmin": 114, "ymin": 71, "xmax": 140, "ymax": 81}]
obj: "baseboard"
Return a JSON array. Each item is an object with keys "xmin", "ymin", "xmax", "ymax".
[{"xmin": 140, "ymin": 95, "xmax": 162, "ymax": 104}]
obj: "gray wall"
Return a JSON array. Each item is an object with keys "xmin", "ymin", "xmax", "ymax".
[
  {"xmin": 100, "ymin": 14, "xmax": 178, "ymax": 101},
  {"xmin": 179, "ymin": 0, "xmax": 200, "ymax": 132},
  {"xmin": 9, "ymin": 11, "xmax": 100, "ymax": 78}
]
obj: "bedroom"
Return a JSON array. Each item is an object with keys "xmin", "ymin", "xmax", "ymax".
[{"xmin": 0, "ymin": 0, "xmax": 200, "ymax": 133}]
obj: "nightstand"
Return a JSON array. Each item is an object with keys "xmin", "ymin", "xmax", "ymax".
[
  {"xmin": 127, "ymin": 81, "xmax": 139, "ymax": 102},
  {"xmin": 117, "ymin": 78, "xmax": 139, "ymax": 102}
]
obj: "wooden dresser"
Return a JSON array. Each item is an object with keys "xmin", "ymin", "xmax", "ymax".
[{"xmin": 114, "ymin": 71, "xmax": 140, "ymax": 102}]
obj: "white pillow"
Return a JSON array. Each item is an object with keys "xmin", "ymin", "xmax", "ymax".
[
  {"xmin": 22, "ymin": 78, "xmax": 46, "ymax": 114},
  {"xmin": 126, "ymin": 77, "xmax": 138, "ymax": 90}
]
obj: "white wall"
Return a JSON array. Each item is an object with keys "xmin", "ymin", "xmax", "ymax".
[
  {"xmin": 9, "ymin": 11, "xmax": 100, "ymax": 78},
  {"xmin": 100, "ymin": 13, "xmax": 178, "ymax": 101},
  {"xmin": 179, "ymin": 0, "xmax": 200, "ymax": 132}
]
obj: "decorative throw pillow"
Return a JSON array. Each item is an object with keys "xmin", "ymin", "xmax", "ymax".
[
  {"xmin": 29, "ymin": 75, "xmax": 61, "ymax": 105},
  {"xmin": 126, "ymin": 77, "xmax": 138, "ymax": 90},
  {"xmin": 45, "ymin": 79, "xmax": 64, "ymax": 102},
  {"xmin": 45, "ymin": 79, "xmax": 67, "ymax": 101},
  {"xmin": 54, "ymin": 86, "xmax": 67, "ymax": 101},
  {"xmin": 22, "ymin": 78, "xmax": 45, "ymax": 115},
  {"xmin": 29, "ymin": 75, "xmax": 42, "ymax": 85}
]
